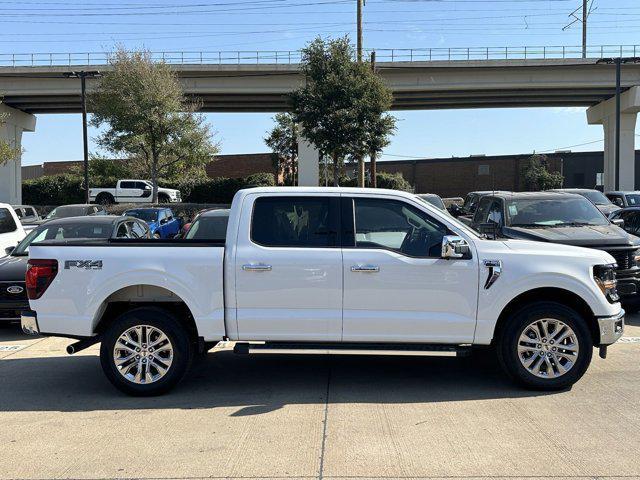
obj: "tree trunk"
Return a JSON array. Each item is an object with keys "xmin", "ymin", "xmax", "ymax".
[
  {"xmin": 357, "ymin": 155, "xmax": 365, "ymax": 188},
  {"xmin": 370, "ymin": 151, "xmax": 377, "ymax": 188},
  {"xmin": 151, "ymin": 161, "xmax": 159, "ymax": 204},
  {"xmin": 332, "ymin": 153, "xmax": 339, "ymax": 187}
]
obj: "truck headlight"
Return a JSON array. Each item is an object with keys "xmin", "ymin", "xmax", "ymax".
[{"xmin": 593, "ymin": 264, "xmax": 619, "ymax": 303}]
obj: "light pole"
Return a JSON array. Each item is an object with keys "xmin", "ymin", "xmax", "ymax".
[{"xmin": 63, "ymin": 70, "xmax": 101, "ymax": 203}]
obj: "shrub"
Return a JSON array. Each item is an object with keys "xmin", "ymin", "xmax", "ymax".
[
  {"xmin": 338, "ymin": 172, "xmax": 412, "ymax": 191},
  {"xmin": 22, "ymin": 174, "xmax": 84, "ymax": 205}
]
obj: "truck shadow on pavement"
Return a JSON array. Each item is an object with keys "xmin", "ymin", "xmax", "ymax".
[{"xmin": 0, "ymin": 349, "xmax": 554, "ymax": 414}]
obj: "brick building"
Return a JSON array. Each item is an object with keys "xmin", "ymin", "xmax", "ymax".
[{"xmin": 22, "ymin": 150, "xmax": 640, "ymax": 197}]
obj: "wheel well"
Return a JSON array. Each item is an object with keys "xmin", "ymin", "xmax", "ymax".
[
  {"xmin": 493, "ymin": 287, "xmax": 599, "ymax": 344},
  {"xmin": 94, "ymin": 285, "xmax": 198, "ymax": 341}
]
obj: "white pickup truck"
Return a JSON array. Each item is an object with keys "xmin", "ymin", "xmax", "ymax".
[
  {"xmin": 22, "ymin": 187, "xmax": 624, "ymax": 396},
  {"xmin": 89, "ymin": 179, "xmax": 181, "ymax": 205}
]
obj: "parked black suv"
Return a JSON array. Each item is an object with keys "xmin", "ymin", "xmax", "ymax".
[{"xmin": 470, "ymin": 191, "xmax": 640, "ymax": 308}]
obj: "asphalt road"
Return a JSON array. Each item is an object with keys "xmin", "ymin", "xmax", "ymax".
[{"xmin": 0, "ymin": 316, "xmax": 639, "ymax": 480}]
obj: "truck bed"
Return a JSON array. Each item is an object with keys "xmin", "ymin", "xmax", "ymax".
[{"xmin": 28, "ymin": 242, "xmax": 226, "ymax": 340}]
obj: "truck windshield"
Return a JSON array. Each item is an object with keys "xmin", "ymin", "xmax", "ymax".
[
  {"xmin": 507, "ymin": 197, "xmax": 609, "ymax": 227},
  {"xmin": 417, "ymin": 195, "xmax": 446, "ymax": 211},
  {"xmin": 124, "ymin": 210, "xmax": 158, "ymax": 222}
]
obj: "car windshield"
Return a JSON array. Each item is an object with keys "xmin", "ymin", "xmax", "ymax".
[
  {"xmin": 417, "ymin": 195, "xmax": 446, "ymax": 211},
  {"xmin": 506, "ymin": 197, "xmax": 608, "ymax": 227},
  {"xmin": 12, "ymin": 222, "xmax": 113, "ymax": 255},
  {"xmin": 45, "ymin": 206, "xmax": 87, "ymax": 219},
  {"xmin": 577, "ymin": 190, "xmax": 610, "ymax": 205},
  {"xmin": 124, "ymin": 210, "xmax": 158, "ymax": 222},
  {"xmin": 185, "ymin": 215, "xmax": 229, "ymax": 240},
  {"xmin": 625, "ymin": 194, "xmax": 640, "ymax": 206}
]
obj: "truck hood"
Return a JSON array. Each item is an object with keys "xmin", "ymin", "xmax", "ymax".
[
  {"xmin": 499, "ymin": 239, "xmax": 616, "ymax": 264},
  {"xmin": 596, "ymin": 203, "xmax": 621, "ymax": 216},
  {"xmin": 0, "ymin": 255, "xmax": 28, "ymax": 282},
  {"xmin": 158, "ymin": 187, "xmax": 179, "ymax": 194},
  {"xmin": 503, "ymin": 224, "xmax": 639, "ymax": 248}
]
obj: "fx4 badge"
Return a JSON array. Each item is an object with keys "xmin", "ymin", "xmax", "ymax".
[
  {"xmin": 483, "ymin": 260, "xmax": 502, "ymax": 290},
  {"xmin": 64, "ymin": 260, "xmax": 103, "ymax": 270}
]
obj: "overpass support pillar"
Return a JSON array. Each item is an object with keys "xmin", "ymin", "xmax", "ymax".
[
  {"xmin": 587, "ymin": 86, "xmax": 640, "ymax": 191},
  {"xmin": 0, "ymin": 105, "xmax": 36, "ymax": 204},
  {"xmin": 297, "ymin": 136, "xmax": 319, "ymax": 187}
]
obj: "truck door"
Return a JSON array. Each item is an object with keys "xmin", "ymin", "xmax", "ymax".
[
  {"xmin": 234, "ymin": 194, "xmax": 343, "ymax": 341},
  {"xmin": 341, "ymin": 195, "xmax": 479, "ymax": 344}
]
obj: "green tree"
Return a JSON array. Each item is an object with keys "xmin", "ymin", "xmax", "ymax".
[
  {"xmin": 0, "ymin": 105, "xmax": 20, "ymax": 166},
  {"xmin": 523, "ymin": 154, "xmax": 564, "ymax": 191},
  {"xmin": 290, "ymin": 36, "xmax": 395, "ymax": 186},
  {"xmin": 89, "ymin": 48, "xmax": 218, "ymax": 203},
  {"xmin": 264, "ymin": 112, "xmax": 298, "ymax": 186}
]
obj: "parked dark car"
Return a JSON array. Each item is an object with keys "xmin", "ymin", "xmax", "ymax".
[
  {"xmin": 550, "ymin": 188, "xmax": 620, "ymax": 216},
  {"xmin": 605, "ymin": 191, "xmax": 640, "ymax": 209},
  {"xmin": 452, "ymin": 190, "xmax": 510, "ymax": 225},
  {"xmin": 609, "ymin": 207, "xmax": 640, "ymax": 235},
  {"xmin": 28, "ymin": 204, "xmax": 107, "ymax": 228},
  {"xmin": 123, "ymin": 207, "xmax": 181, "ymax": 239},
  {"xmin": 183, "ymin": 208, "xmax": 230, "ymax": 241},
  {"xmin": 415, "ymin": 193, "xmax": 448, "ymax": 213},
  {"xmin": 0, "ymin": 215, "xmax": 148, "ymax": 323},
  {"xmin": 471, "ymin": 191, "xmax": 640, "ymax": 308}
]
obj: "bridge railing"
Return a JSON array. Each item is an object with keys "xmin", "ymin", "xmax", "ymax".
[{"xmin": 1, "ymin": 45, "xmax": 639, "ymax": 67}]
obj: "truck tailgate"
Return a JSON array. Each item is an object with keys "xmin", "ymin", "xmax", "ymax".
[{"xmin": 28, "ymin": 244, "xmax": 225, "ymax": 340}]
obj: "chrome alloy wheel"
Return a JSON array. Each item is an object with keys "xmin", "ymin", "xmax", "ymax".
[
  {"xmin": 113, "ymin": 325, "xmax": 174, "ymax": 384},
  {"xmin": 517, "ymin": 318, "xmax": 580, "ymax": 379}
]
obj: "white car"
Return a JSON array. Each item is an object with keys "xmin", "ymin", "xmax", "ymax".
[
  {"xmin": 89, "ymin": 179, "xmax": 181, "ymax": 205},
  {"xmin": 23, "ymin": 187, "xmax": 624, "ymax": 395},
  {"xmin": 0, "ymin": 203, "xmax": 26, "ymax": 257}
]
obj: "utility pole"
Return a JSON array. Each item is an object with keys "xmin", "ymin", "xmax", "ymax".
[
  {"xmin": 63, "ymin": 70, "xmax": 101, "ymax": 203},
  {"xmin": 370, "ymin": 50, "xmax": 377, "ymax": 189},
  {"xmin": 357, "ymin": 0, "xmax": 363, "ymax": 62},
  {"xmin": 582, "ymin": 0, "xmax": 587, "ymax": 58},
  {"xmin": 356, "ymin": 0, "xmax": 365, "ymax": 186}
]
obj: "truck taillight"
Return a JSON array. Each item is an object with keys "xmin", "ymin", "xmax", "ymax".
[{"xmin": 26, "ymin": 259, "xmax": 58, "ymax": 300}]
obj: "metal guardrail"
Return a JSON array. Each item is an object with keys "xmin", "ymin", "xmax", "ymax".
[{"xmin": 0, "ymin": 45, "xmax": 639, "ymax": 67}]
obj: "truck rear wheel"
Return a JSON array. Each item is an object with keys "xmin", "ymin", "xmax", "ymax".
[
  {"xmin": 496, "ymin": 301, "xmax": 593, "ymax": 391},
  {"xmin": 96, "ymin": 192, "xmax": 114, "ymax": 205},
  {"xmin": 100, "ymin": 307, "xmax": 193, "ymax": 396}
]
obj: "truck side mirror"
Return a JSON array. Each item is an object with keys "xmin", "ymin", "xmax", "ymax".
[
  {"xmin": 4, "ymin": 246, "xmax": 15, "ymax": 255},
  {"xmin": 448, "ymin": 204, "xmax": 462, "ymax": 217},
  {"xmin": 441, "ymin": 235, "xmax": 470, "ymax": 259}
]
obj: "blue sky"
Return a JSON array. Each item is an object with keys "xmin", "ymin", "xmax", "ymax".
[{"xmin": 2, "ymin": 0, "xmax": 639, "ymax": 165}]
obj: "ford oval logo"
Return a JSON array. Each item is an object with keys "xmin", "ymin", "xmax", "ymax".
[{"xmin": 6, "ymin": 285, "xmax": 24, "ymax": 294}]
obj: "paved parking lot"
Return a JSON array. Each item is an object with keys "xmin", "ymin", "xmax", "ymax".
[{"xmin": 0, "ymin": 317, "xmax": 639, "ymax": 480}]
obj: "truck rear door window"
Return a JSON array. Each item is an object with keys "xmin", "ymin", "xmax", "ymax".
[{"xmin": 251, "ymin": 196, "xmax": 337, "ymax": 247}]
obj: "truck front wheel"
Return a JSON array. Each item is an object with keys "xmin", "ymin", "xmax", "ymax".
[
  {"xmin": 100, "ymin": 307, "xmax": 194, "ymax": 396},
  {"xmin": 496, "ymin": 301, "xmax": 593, "ymax": 390}
]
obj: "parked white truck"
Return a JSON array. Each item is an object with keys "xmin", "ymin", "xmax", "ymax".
[
  {"xmin": 89, "ymin": 179, "xmax": 181, "ymax": 205},
  {"xmin": 22, "ymin": 187, "xmax": 624, "ymax": 395}
]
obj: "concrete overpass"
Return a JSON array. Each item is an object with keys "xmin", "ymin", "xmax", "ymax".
[{"xmin": 2, "ymin": 50, "xmax": 640, "ymax": 202}]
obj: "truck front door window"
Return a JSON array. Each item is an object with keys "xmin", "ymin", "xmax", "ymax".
[
  {"xmin": 0, "ymin": 209, "xmax": 17, "ymax": 234},
  {"xmin": 353, "ymin": 198, "xmax": 446, "ymax": 257}
]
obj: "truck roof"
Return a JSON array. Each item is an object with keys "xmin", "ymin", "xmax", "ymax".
[
  {"xmin": 481, "ymin": 191, "xmax": 581, "ymax": 201},
  {"xmin": 236, "ymin": 186, "xmax": 421, "ymax": 200}
]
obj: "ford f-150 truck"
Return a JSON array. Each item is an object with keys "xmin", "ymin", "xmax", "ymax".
[
  {"xmin": 89, "ymin": 179, "xmax": 181, "ymax": 205},
  {"xmin": 22, "ymin": 187, "xmax": 625, "ymax": 396}
]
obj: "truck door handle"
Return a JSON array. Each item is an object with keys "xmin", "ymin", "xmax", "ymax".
[
  {"xmin": 351, "ymin": 264, "xmax": 380, "ymax": 273},
  {"xmin": 242, "ymin": 263, "xmax": 272, "ymax": 272}
]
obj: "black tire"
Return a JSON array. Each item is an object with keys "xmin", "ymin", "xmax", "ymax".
[
  {"xmin": 158, "ymin": 194, "xmax": 170, "ymax": 203},
  {"xmin": 496, "ymin": 301, "xmax": 593, "ymax": 391},
  {"xmin": 100, "ymin": 307, "xmax": 194, "ymax": 396},
  {"xmin": 96, "ymin": 192, "xmax": 114, "ymax": 206}
]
